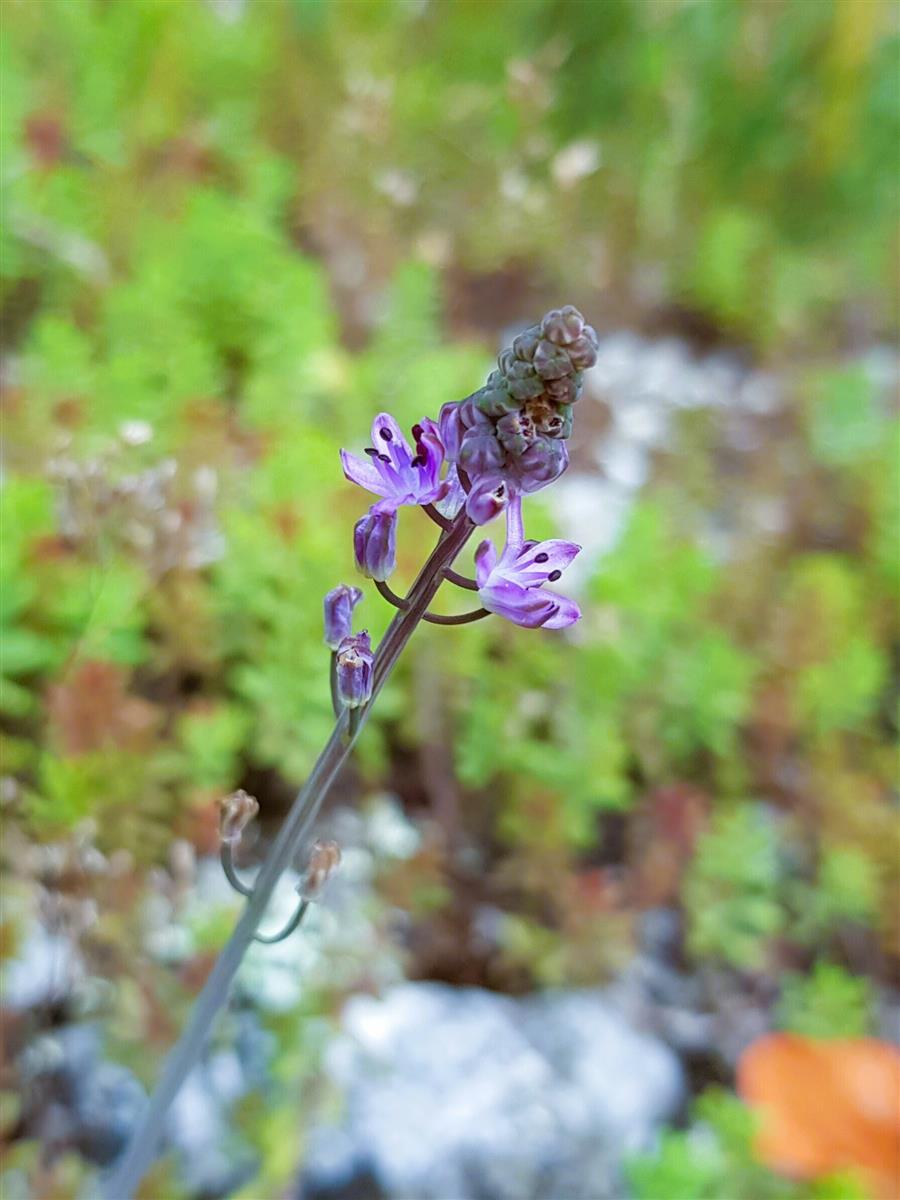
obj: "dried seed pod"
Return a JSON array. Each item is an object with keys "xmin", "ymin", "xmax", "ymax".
[
  {"xmin": 297, "ymin": 839, "xmax": 342, "ymax": 900},
  {"xmin": 219, "ymin": 790, "xmax": 259, "ymax": 846}
]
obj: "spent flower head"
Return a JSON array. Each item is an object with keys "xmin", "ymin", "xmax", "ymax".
[
  {"xmin": 297, "ymin": 839, "xmax": 342, "ymax": 901},
  {"xmin": 335, "ymin": 631, "xmax": 374, "ymax": 708},
  {"xmin": 219, "ymin": 789, "xmax": 259, "ymax": 847}
]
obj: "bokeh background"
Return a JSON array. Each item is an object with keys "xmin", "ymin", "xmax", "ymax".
[{"xmin": 1, "ymin": 1, "xmax": 898, "ymax": 1198}]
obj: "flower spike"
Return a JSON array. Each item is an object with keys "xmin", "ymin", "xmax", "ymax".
[{"xmin": 107, "ymin": 309, "xmax": 595, "ymax": 1200}]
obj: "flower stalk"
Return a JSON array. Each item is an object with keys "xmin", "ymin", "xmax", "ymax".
[
  {"xmin": 104, "ymin": 306, "xmax": 595, "ymax": 1198},
  {"xmin": 102, "ymin": 510, "xmax": 476, "ymax": 1200}
]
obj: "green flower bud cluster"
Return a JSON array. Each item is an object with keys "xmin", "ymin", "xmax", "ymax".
[
  {"xmin": 444, "ymin": 306, "xmax": 597, "ymax": 499},
  {"xmin": 475, "ymin": 306, "xmax": 598, "ymax": 427}
]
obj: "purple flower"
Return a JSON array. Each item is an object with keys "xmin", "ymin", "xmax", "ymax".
[
  {"xmin": 465, "ymin": 475, "xmax": 513, "ymax": 526},
  {"xmin": 335, "ymin": 631, "xmax": 374, "ymax": 708},
  {"xmin": 474, "ymin": 496, "xmax": 581, "ymax": 629},
  {"xmin": 354, "ymin": 507, "xmax": 397, "ymax": 581},
  {"xmin": 341, "ymin": 413, "xmax": 449, "ymax": 510},
  {"xmin": 323, "ymin": 584, "xmax": 363, "ymax": 650}
]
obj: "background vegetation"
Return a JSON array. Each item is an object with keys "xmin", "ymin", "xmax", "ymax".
[{"xmin": 1, "ymin": 1, "xmax": 897, "ymax": 1197}]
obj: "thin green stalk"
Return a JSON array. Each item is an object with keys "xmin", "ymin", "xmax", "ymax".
[{"xmin": 102, "ymin": 510, "xmax": 476, "ymax": 1199}]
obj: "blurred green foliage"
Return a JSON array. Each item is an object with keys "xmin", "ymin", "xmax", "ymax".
[
  {"xmin": 1, "ymin": 1, "xmax": 897, "ymax": 1196},
  {"xmin": 627, "ymin": 1088, "xmax": 871, "ymax": 1200},
  {"xmin": 1, "ymin": 0, "xmax": 895, "ymax": 955},
  {"xmin": 777, "ymin": 961, "xmax": 873, "ymax": 1040}
]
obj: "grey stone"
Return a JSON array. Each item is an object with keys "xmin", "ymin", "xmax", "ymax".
[{"xmin": 301, "ymin": 983, "xmax": 685, "ymax": 1200}]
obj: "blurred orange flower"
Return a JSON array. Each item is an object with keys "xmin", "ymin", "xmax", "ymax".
[{"xmin": 738, "ymin": 1034, "xmax": 900, "ymax": 1199}]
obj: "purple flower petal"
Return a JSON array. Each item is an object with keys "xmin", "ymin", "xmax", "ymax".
[
  {"xmin": 539, "ymin": 595, "xmax": 581, "ymax": 629},
  {"xmin": 372, "ymin": 413, "xmax": 414, "ymax": 469},
  {"xmin": 475, "ymin": 494, "xmax": 581, "ymax": 631},
  {"xmin": 439, "ymin": 401, "xmax": 464, "ymax": 461},
  {"xmin": 340, "ymin": 450, "xmax": 391, "ymax": 496},
  {"xmin": 354, "ymin": 507, "xmax": 397, "ymax": 581},
  {"xmin": 465, "ymin": 476, "xmax": 512, "ymax": 525},
  {"xmin": 342, "ymin": 413, "xmax": 450, "ymax": 511},
  {"xmin": 499, "ymin": 537, "xmax": 581, "ymax": 586},
  {"xmin": 436, "ymin": 465, "xmax": 466, "ymax": 519},
  {"xmin": 479, "ymin": 578, "xmax": 561, "ymax": 628},
  {"xmin": 323, "ymin": 584, "xmax": 364, "ymax": 649},
  {"xmin": 474, "ymin": 538, "xmax": 498, "ymax": 587}
]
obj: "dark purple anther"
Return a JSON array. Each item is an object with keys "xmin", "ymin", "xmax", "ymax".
[
  {"xmin": 354, "ymin": 507, "xmax": 397, "ymax": 581},
  {"xmin": 335, "ymin": 632, "xmax": 374, "ymax": 709},
  {"xmin": 323, "ymin": 583, "xmax": 364, "ymax": 650}
]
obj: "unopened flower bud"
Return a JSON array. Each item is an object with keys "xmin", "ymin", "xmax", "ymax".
[
  {"xmin": 497, "ymin": 348, "xmax": 516, "ymax": 375},
  {"xmin": 465, "ymin": 476, "xmax": 512, "ymax": 525},
  {"xmin": 297, "ymin": 839, "xmax": 342, "ymax": 901},
  {"xmin": 474, "ymin": 381, "xmax": 520, "ymax": 419},
  {"xmin": 514, "ymin": 437, "xmax": 569, "ymax": 492},
  {"xmin": 541, "ymin": 305, "xmax": 585, "ymax": 346},
  {"xmin": 504, "ymin": 360, "xmax": 545, "ymax": 401},
  {"xmin": 439, "ymin": 400, "xmax": 465, "ymax": 461},
  {"xmin": 336, "ymin": 632, "xmax": 374, "ymax": 708},
  {"xmin": 566, "ymin": 326, "xmax": 599, "ymax": 371},
  {"xmin": 324, "ymin": 584, "xmax": 363, "ymax": 650},
  {"xmin": 354, "ymin": 507, "xmax": 397, "ymax": 581},
  {"xmin": 544, "ymin": 374, "xmax": 582, "ymax": 405},
  {"xmin": 512, "ymin": 324, "xmax": 541, "ymax": 362},
  {"xmin": 533, "ymin": 339, "xmax": 574, "ymax": 381},
  {"xmin": 459, "ymin": 427, "xmax": 505, "ymax": 476},
  {"xmin": 219, "ymin": 789, "xmax": 259, "ymax": 846}
]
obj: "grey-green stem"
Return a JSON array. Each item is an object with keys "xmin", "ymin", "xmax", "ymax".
[{"xmin": 103, "ymin": 509, "xmax": 475, "ymax": 1199}]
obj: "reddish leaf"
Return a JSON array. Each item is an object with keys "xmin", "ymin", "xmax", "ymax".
[
  {"xmin": 738, "ymin": 1033, "xmax": 900, "ymax": 1198},
  {"xmin": 46, "ymin": 661, "xmax": 160, "ymax": 755}
]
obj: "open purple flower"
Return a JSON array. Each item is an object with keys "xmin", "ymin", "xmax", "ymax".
[
  {"xmin": 474, "ymin": 496, "xmax": 581, "ymax": 629},
  {"xmin": 341, "ymin": 413, "xmax": 449, "ymax": 510}
]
